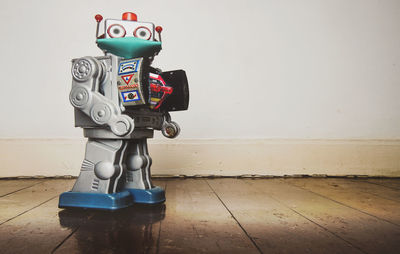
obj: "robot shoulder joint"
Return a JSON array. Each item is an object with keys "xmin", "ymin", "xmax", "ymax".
[{"xmin": 71, "ymin": 56, "xmax": 103, "ymax": 82}]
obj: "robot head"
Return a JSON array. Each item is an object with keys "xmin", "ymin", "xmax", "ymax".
[
  {"xmin": 105, "ymin": 12, "xmax": 157, "ymax": 41},
  {"xmin": 95, "ymin": 12, "xmax": 163, "ymax": 59}
]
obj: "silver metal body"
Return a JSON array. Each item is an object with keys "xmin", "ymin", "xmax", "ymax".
[{"xmin": 70, "ymin": 55, "xmax": 174, "ymax": 194}]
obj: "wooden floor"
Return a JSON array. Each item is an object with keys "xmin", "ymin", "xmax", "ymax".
[{"xmin": 0, "ymin": 178, "xmax": 399, "ymax": 254}]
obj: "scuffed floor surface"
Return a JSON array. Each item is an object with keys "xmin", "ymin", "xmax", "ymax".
[{"xmin": 0, "ymin": 178, "xmax": 399, "ymax": 253}]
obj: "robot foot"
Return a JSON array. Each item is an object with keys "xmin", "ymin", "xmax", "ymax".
[
  {"xmin": 125, "ymin": 186, "xmax": 165, "ymax": 204},
  {"xmin": 58, "ymin": 190, "xmax": 133, "ymax": 210},
  {"xmin": 58, "ymin": 187, "xmax": 165, "ymax": 210}
]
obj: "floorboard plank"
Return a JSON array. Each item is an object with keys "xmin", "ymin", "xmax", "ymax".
[
  {"xmin": 285, "ymin": 178, "xmax": 400, "ymax": 226},
  {"xmin": 157, "ymin": 179, "xmax": 259, "ymax": 254},
  {"xmin": 2, "ymin": 178, "xmax": 400, "ymax": 253},
  {"xmin": 364, "ymin": 179, "xmax": 400, "ymax": 190},
  {"xmin": 54, "ymin": 180, "xmax": 166, "ymax": 254},
  {"xmin": 207, "ymin": 178, "xmax": 363, "ymax": 254},
  {"xmin": 0, "ymin": 179, "xmax": 74, "ymax": 225},
  {"xmin": 0, "ymin": 198, "xmax": 91, "ymax": 254},
  {"xmin": 0, "ymin": 179, "xmax": 44, "ymax": 197},
  {"xmin": 246, "ymin": 179, "xmax": 400, "ymax": 254},
  {"xmin": 349, "ymin": 179, "xmax": 400, "ymax": 202}
]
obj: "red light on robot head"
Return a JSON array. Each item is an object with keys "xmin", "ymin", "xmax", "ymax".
[
  {"xmin": 122, "ymin": 12, "xmax": 137, "ymax": 21},
  {"xmin": 95, "ymin": 14, "xmax": 103, "ymax": 22},
  {"xmin": 155, "ymin": 26, "xmax": 163, "ymax": 33}
]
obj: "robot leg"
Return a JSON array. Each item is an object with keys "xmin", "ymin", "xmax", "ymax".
[
  {"xmin": 122, "ymin": 138, "xmax": 165, "ymax": 204},
  {"xmin": 59, "ymin": 139, "xmax": 134, "ymax": 210}
]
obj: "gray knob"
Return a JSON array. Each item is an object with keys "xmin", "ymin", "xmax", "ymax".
[
  {"xmin": 70, "ymin": 87, "xmax": 91, "ymax": 108},
  {"xmin": 94, "ymin": 161, "xmax": 115, "ymax": 180},
  {"xmin": 110, "ymin": 115, "xmax": 134, "ymax": 137},
  {"xmin": 72, "ymin": 58, "xmax": 93, "ymax": 81},
  {"xmin": 90, "ymin": 103, "xmax": 112, "ymax": 124}
]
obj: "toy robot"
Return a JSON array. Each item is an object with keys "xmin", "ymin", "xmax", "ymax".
[{"xmin": 59, "ymin": 12, "xmax": 189, "ymax": 210}]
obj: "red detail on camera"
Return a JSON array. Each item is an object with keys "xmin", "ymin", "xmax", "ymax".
[{"xmin": 150, "ymin": 83, "xmax": 173, "ymax": 94}]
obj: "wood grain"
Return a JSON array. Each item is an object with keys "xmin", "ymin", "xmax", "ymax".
[
  {"xmin": 285, "ymin": 178, "xmax": 400, "ymax": 225},
  {"xmin": 0, "ymin": 178, "xmax": 399, "ymax": 253},
  {"xmin": 363, "ymin": 179, "xmax": 400, "ymax": 190},
  {"xmin": 207, "ymin": 178, "xmax": 362, "ymax": 254},
  {"xmin": 0, "ymin": 179, "xmax": 74, "ymax": 225},
  {"xmin": 157, "ymin": 179, "xmax": 259, "ymax": 254},
  {"xmin": 247, "ymin": 179, "xmax": 400, "ymax": 254},
  {"xmin": 0, "ymin": 198, "xmax": 90, "ymax": 254},
  {"xmin": 0, "ymin": 179, "xmax": 44, "ymax": 197}
]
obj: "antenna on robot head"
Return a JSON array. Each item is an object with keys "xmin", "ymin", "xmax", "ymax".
[
  {"xmin": 155, "ymin": 26, "xmax": 163, "ymax": 42},
  {"xmin": 94, "ymin": 14, "xmax": 103, "ymax": 39}
]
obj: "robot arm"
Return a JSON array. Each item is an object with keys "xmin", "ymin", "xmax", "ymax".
[
  {"xmin": 70, "ymin": 57, "xmax": 134, "ymax": 136},
  {"xmin": 156, "ymin": 69, "xmax": 189, "ymax": 139}
]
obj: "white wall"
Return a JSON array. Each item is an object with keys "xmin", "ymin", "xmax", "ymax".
[
  {"xmin": 0, "ymin": 0, "xmax": 399, "ymax": 139},
  {"xmin": 1, "ymin": 0, "xmax": 400, "ymax": 177}
]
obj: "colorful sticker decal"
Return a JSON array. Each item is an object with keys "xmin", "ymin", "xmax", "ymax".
[
  {"xmin": 121, "ymin": 90, "xmax": 141, "ymax": 102},
  {"xmin": 121, "ymin": 74, "xmax": 134, "ymax": 85},
  {"xmin": 118, "ymin": 59, "xmax": 140, "ymax": 75},
  {"xmin": 118, "ymin": 84, "xmax": 138, "ymax": 90}
]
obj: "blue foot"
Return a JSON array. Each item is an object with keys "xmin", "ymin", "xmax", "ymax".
[
  {"xmin": 125, "ymin": 186, "xmax": 166, "ymax": 204},
  {"xmin": 58, "ymin": 190, "xmax": 134, "ymax": 210}
]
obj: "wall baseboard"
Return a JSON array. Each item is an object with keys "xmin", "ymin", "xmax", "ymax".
[{"xmin": 1, "ymin": 138, "xmax": 399, "ymax": 177}]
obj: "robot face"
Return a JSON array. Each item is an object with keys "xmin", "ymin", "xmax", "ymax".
[{"xmin": 105, "ymin": 19, "xmax": 155, "ymax": 40}]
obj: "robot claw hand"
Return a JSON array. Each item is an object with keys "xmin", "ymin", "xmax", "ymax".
[
  {"xmin": 161, "ymin": 113, "xmax": 180, "ymax": 138},
  {"xmin": 162, "ymin": 121, "xmax": 180, "ymax": 138}
]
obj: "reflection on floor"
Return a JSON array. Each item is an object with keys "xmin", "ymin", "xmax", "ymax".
[{"xmin": 0, "ymin": 178, "xmax": 399, "ymax": 253}]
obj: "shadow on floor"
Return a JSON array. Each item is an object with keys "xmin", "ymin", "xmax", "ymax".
[{"xmin": 58, "ymin": 204, "xmax": 165, "ymax": 253}]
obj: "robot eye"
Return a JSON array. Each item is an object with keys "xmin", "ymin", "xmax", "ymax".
[
  {"xmin": 107, "ymin": 24, "xmax": 126, "ymax": 38},
  {"xmin": 133, "ymin": 26, "xmax": 152, "ymax": 40}
]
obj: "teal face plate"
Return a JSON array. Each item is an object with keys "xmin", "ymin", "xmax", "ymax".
[{"xmin": 97, "ymin": 37, "xmax": 162, "ymax": 58}]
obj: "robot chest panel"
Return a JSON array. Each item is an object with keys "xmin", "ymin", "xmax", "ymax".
[{"xmin": 116, "ymin": 58, "xmax": 147, "ymax": 106}]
